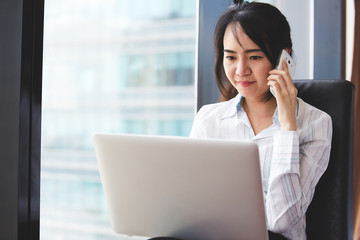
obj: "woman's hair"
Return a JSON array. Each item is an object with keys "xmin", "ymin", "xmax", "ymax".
[{"xmin": 214, "ymin": 1, "xmax": 293, "ymax": 101}]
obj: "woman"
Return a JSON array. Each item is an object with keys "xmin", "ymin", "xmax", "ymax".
[{"xmin": 190, "ymin": 1, "xmax": 332, "ymax": 239}]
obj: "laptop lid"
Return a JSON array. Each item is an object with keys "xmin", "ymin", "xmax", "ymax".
[{"xmin": 94, "ymin": 133, "xmax": 268, "ymax": 240}]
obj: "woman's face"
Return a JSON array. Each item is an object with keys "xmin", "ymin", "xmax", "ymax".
[{"xmin": 223, "ymin": 23, "xmax": 273, "ymax": 101}]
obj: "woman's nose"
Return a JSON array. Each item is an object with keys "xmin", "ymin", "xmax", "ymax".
[{"xmin": 235, "ymin": 60, "xmax": 251, "ymax": 76}]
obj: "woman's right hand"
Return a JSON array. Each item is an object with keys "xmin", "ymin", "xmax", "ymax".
[{"xmin": 267, "ymin": 60, "xmax": 298, "ymax": 131}]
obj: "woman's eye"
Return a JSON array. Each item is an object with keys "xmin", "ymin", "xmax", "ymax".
[
  {"xmin": 250, "ymin": 56, "xmax": 262, "ymax": 60},
  {"xmin": 225, "ymin": 56, "xmax": 235, "ymax": 61}
]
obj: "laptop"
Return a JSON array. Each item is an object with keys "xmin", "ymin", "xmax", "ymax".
[{"xmin": 94, "ymin": 133, "xmax": 268, "ymax": 240}]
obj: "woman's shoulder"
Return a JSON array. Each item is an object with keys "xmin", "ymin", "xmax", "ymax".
[
  {"xmin": 190, "ymin": 97, "xmax": 239, "ymax": 138},
  {"xmin": 198, "ymin": 101, "xmax": 230, "ymax": 114},
  {"xmin": 196, "ymin": 96, "xmax": 239, "ymax": 120}
]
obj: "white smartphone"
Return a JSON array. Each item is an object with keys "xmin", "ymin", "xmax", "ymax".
[{"xmin": 270, "ymin": 49, "xmax": 296, "ymax": 96}]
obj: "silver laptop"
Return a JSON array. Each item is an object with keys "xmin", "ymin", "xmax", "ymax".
[{"xmin": 94, "ymin": 133, "xmax": 268, "ymax": 240}]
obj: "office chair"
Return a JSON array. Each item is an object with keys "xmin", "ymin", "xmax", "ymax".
[{"xmin": 294, "ymin": 79, "xmax": 354, "ymax": 240}]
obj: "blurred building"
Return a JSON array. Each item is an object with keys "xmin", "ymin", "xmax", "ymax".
[{"xmin": 40, "ymin": 1, "xmax": 196, "ymax": 239}]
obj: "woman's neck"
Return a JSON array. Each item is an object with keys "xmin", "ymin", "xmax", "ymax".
[
  {"xmin": 242, "ymin": 97, "xmax": 277, "ymax": 116},
  {"xmin": 242, "ymin": 97, "xmax": 277, "ymax": 135}
]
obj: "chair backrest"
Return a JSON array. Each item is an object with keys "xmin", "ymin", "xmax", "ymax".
[{"xmin": 294, "ymin": 80, "xmax": 354, "ymax": 240}]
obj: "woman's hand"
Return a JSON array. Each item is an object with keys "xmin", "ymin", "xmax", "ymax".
[{"xmin": 267, "ymin": 60, "xmax": 298, "ymax": 131}]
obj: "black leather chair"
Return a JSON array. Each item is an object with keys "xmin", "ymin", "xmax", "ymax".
[{"xmin": 294, "ymin": 79, "xmax": 354, "ymax": 240}]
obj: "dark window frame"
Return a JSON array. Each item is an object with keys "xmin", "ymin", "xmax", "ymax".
[{"xmin": 0, "ymin": 0, "xmax": 44, "ymax": 239}]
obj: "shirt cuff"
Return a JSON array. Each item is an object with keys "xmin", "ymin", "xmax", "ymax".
[{"xmin": 272, "ymin": 131, "xmax": 300, "ymax": 174}]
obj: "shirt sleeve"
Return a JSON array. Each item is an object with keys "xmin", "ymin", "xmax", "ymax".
[{"xmin": 265, "ymin": 112, "xmax": 332, "ymax": 233}]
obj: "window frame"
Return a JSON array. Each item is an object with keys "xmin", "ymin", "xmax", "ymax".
[{"xmin": 0, "ymin": 0, "xmax": 44, "ymax": 239}]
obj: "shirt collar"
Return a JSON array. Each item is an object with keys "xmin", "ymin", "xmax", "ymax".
[
  {"xmin": 220, "ymin": 94, "xmax": 242, "ymax": 120},
  {"xmin": 220, "ymin": 94, "xmax": 300, "ymax": 125}
]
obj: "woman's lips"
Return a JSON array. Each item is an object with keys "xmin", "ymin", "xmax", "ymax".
[{"xmin": 237, "ymin": 81, "xmax": 255, "ymax": 87}]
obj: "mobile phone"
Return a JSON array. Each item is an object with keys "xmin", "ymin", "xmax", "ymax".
[{"xmin": 270, "ymin": 49, "xmax": 296, "ymax": 96}]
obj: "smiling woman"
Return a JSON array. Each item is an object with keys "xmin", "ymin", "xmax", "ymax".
[
  {"xmin": 190, "ymin": 1, "xmax": 332, "ymax": 239},
  {"xmin": 222, "ymin": 23, "xmax": 273, "ymax": 101}
]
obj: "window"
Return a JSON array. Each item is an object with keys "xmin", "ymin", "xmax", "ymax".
[{"xmin": 40, "ymin": 0, "xmax": 196, "ymax": 239}]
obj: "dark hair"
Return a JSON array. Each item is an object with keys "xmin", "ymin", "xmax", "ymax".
[{"xmin": 214, "ymin": 1, "xmax": 293, "ymax": 101}]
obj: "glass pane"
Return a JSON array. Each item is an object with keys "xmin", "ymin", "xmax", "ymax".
[{"xmin": 40, "ymin": 0, "xmax": 196, "ymax": 239}]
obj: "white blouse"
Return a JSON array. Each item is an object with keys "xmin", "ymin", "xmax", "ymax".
[{"xmin": 189, "ymin": 94, "xmax": 332, "ymax": 240}]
